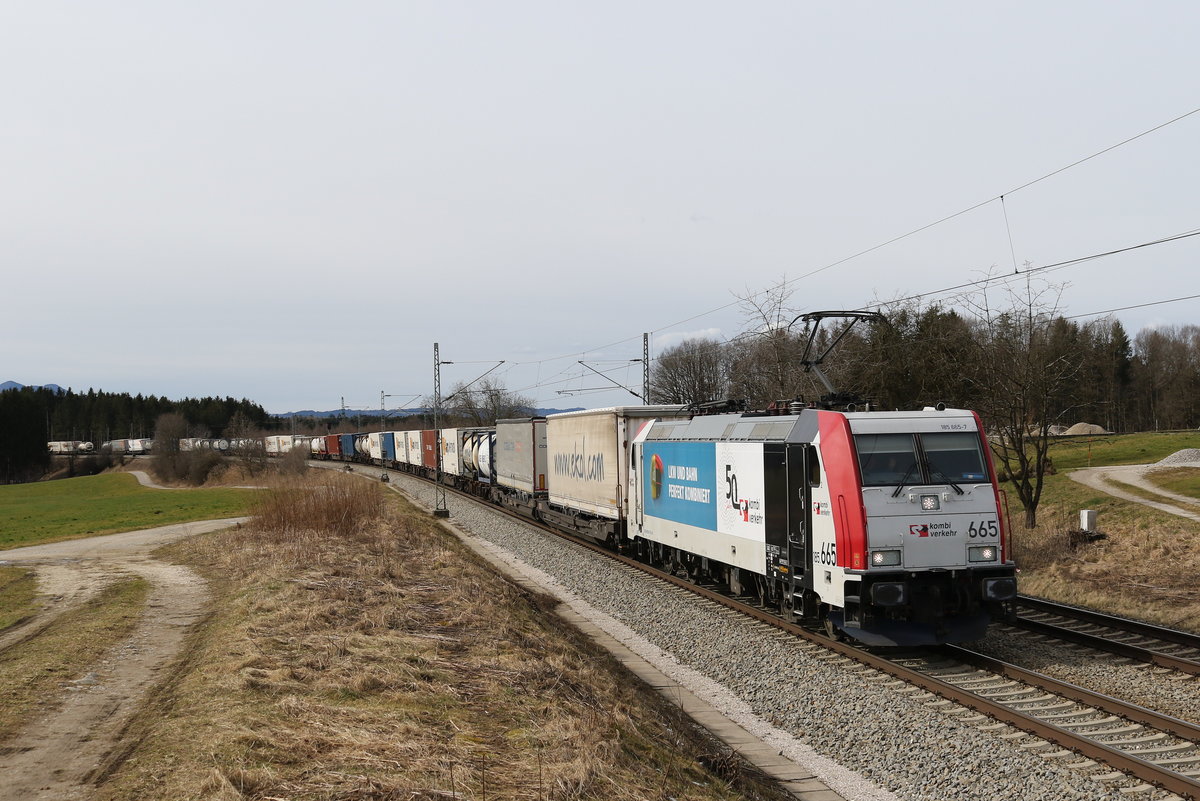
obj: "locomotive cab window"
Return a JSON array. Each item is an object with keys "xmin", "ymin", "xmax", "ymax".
[
  {"xmin": 922, "ymin": 432, "xmax": 987, "ymax": 482},
  {"xmin": 855, "ymin": 434, "xmax": 919, "ymax": 487}
]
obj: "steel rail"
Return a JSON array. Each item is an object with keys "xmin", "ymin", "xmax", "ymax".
[
  {"xmin": 944, "ymin": 645, "xmax": 1200, "ymax": 743},
  {"xmin": 359, "ymin": 463, "xmax": 1200, "ymax": 798},
  {"xmin": 1017, "ymin": 594, "xmax": 1200, "ymax": 651},
  {"xmin": 1008, "ymin": 615, "xmax": 1200, "ymax": 676}
]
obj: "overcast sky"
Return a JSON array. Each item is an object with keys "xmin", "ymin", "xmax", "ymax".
[{"xmin": 4, "ymin": 2, "xmax": 1198, "ymax": 414}]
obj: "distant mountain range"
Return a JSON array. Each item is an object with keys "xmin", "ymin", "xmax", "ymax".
[
  {"xmin": 276, "ymin": 406, "xmax": 584, "ymax": 419},
  {"xmin": 1, "ymin": 380, "xmax": 64, "ymax": 393}
]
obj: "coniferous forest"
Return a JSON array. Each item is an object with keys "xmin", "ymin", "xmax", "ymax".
[{"xmin": 0, "ymin": 386, "xmax": 270, "ymax": 483}]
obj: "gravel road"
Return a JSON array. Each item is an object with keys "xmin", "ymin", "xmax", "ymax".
[
  {"xmin": 0, "ymin": 518, "xmax": 247, "ymax": 801},
  {"xmin": 1069, "ymin": 462, "xmax": 1200, "ymax": 522}
]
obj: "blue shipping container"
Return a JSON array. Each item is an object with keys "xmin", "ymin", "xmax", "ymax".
[
  {"xmin": 381, "ymin": 432, "xmax": 396, "ymax": 462},
  {"xmin": 340, "ymin": 434, "xmax": 356, "ymax": 458}
]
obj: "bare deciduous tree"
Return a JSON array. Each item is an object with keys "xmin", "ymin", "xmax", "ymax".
[
  {"xmin": 437, "ymin": 378, "xmax": 535, "ymax": 425},
  {"xmin": 151, "ymin": 412, "xmax": 188, "ymax": 483},
  {"xmin": 964, "ymin": 274, "xmax": 1080, "ymax": 528},
  {"xmin": 727, "ymin": 280, "xmax": 825, "ymax": 407},
  {"xmin": 1132, "ymin": 324, "xmax": 1200, "ymax": 431},
  {"xmin": 224, "ymin": 410, "xmax": 266, "ymax": 477},
  {"xmin": 649, "ymin": 338, "xmax": 730, "ymax": 405}
]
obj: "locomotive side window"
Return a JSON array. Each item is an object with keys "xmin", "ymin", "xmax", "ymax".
[
  {"xmin": 921, "ymin": 432, "xmax": 987, "ymax": 482},
  {"xmin": 855, "ymin": 433, "xmax": 919, "ymax": 486},
  {"xmin": 807, "ymin": 445, "xmax": 821, "ymax": 487}
]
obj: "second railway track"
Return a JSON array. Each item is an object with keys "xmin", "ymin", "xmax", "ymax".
[{"xmin": 1009, "ymin": 595, "xmax": 1200, "ymax": 676}]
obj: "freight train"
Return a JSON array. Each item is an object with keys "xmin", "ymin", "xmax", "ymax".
[{"xmin": 314, "ymin": 402, "xmax": 1017, "ymax": 646}]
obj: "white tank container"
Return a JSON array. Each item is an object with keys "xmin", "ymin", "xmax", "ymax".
[{"xmin": 476, "ymin": 432, "xmax": 495, "ymax": 479}]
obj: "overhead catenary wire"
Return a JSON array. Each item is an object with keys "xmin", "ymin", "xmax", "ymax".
[
  {"xmin": 1000, "ymin": 195, "xmax": 1020, "ymax": 274},
  {"xmin": 501, "ymin": 105, "xmax": 1200, "ymax": 380},
  {"xmin": 860, "ymin": 226, "xmax": 1200, "ymax": 311},
  {"xmin": 1065, "ymin": 293, "xmax": 1200, "ymax": 321},
  {"xmin": 521, "ymin": 225, "xmax": 1200, "ymax": 402},
  {"xmin": 466, "ymin": 108, "xmax": 1200, "ymax": 405}
]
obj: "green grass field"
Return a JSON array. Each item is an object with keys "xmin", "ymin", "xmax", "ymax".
[
  {"xmin": 0, "ymin": 473, "xmax": 256, "ymax": 550},
  {"xmin": 1013, "ymin": 433, "xmax": 1200, "ymax": 539},
  {"xmin": 1047, "ymin": 430, "xmax": 1200, "ymax": 471},
  {"xmin": 1143, "ymin": 466, "xmax": 1200, "ymax": 499}
]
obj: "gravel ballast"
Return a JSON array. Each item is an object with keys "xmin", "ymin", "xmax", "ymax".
[{"xmin": 386, "ymin": 472, "xmax": 1160, "ymax": 801}]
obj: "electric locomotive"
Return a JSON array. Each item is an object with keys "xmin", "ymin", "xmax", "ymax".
[{"xmin": 628, "ymin": 404, "xmax": 1016, "ymax": 646}]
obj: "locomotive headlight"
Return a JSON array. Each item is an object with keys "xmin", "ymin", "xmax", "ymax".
[
  {"xmin": 920, "ymin": 494, "xmax": 940, "ymax": 511},
  {"xmin": 870, "ymin": 549, "xmax": 902, "ymax": 566},
  {"xmin": 968, "ymin": 545, "xmax": 997, "ymax": 562}
]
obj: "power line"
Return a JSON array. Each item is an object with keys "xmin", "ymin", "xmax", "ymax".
[
  {"xmin": 750, "ymin": 106, "xmax": 1200, "ymax": 304},
  {"xmin": 636, "ymin": 227, "xmax": 1200, "ymax": 380},
  {"xmin": 482, "ymin": 108, "xmax": 1200, "ymax": 404},
  {"xmin": 1066, "ymin": 293, "xmax": 1200, "ymax": 321},
  {"xmin": 507, "ymin": 104, "xmax": 1200, "ymax": 377},
  {"xmin": 860, "ymin": 226, "xmax": 1200, "ymax": 311}
]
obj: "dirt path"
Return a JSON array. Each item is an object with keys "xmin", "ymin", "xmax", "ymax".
[
  {"xmin": 126, "ymin": 470, "xmax": 180, "ymax": 490},
  {"xmin": 1068, "ymin": 464, "xmax": 1200, "ymax": 522},
  {"xmin": 126, "ymin": 469, "xmax": 265, "ymax": 491},
  {"xmin": 0, "ymin": 518, "xmax": 248, "ymax": 800}
]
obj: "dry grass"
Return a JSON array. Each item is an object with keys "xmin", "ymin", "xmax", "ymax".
[
  {"xmin": 0, "ymin": 577, "xmax": 149, "ymax": 742},
  {"xmin": 0, "ymin": 566, "xmax": 39, "ymax": 632},
  {"xmin": 1013, "ymin": 474, "xmax": 1200, "ymax": 632},
  {"xmin": 95, "ymin": 473, "xmax": 788, "ymax": 801}
]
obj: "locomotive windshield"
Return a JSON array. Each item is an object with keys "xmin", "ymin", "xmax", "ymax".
[
  {"xmin": 855, "ymin": 431, "xmax": 988, "ymax": 486},
  {"xmin": 922, "ymin": 432, "xmax": 988, "ymax": 482},
  {"xmin": 856, "ymin": 433, "xmax": 920, "ymax": 486}
]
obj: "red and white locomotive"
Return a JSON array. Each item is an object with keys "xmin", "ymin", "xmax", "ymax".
[{"xmin": 625, "ymin": 404, "xmax": 1016, "ymax": 645}]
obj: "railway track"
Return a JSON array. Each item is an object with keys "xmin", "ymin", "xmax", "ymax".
[
  {"xmin": 351, "ymin": 462, "xmax": 1200, "ymax": 798},
  {"xmin": 1010, "ymin": 595, "xmax": 1200, "ymax": 676}
]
